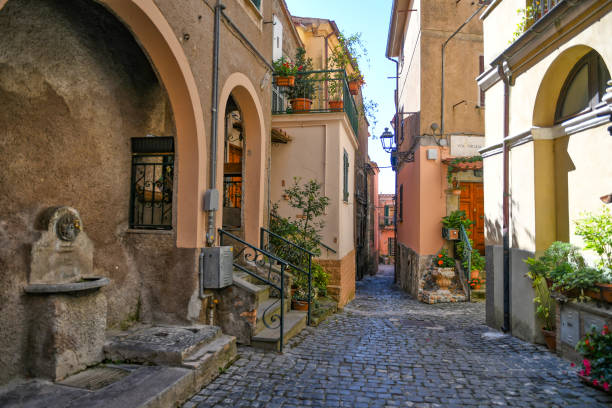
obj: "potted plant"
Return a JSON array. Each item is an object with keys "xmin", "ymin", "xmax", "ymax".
[
  {"xmin": 575, "ymin": 324, "xmax": 611, "ymax": 393},
  {"xmin": 291, "ymin": 286, "xmax": 310, "ymax": 311},
  {"xmin": 272, "ymin": 56, "xmax": 298, "ymax": 87},
  {"xmin": 468, "ymin": 277, "xmax": 481, "ymax": 290},
  {"xmin": 285, "ymin": 48, "xmax": 316, "ymax": 112},
  {"xmin": 327, "ymin": 32, "xmax": 367, "ymax": 95},
  {"xmin": 465, "ymin": 249, "xmax": 485, "ymax": 280},
  {"xmin": 575, "ymin": 207, "xmax": 612, "ymax": 303},
  {"xmin": 433, "ymin": 250, "xmax": 455, "ymax": 293},
  {"xmin": 441, "ymin": 210, "xmax": 473, "ymax": 241},
  {"xmin": 327, "ymin": 72, "xmax": 344, "ymax": 111},
  {"xmin": 526, "ymin": 269, "xmax": 556, "ymax": 350}
]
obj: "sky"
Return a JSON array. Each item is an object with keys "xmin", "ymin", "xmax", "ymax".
[{"xmin": 285, "ymin": 0, "xmax": 396, "ymax": 194}]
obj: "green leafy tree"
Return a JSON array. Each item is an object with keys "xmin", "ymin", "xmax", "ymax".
[{"xmin": 575, "ymin": 207, "xmax": 612, "ymax": 273}]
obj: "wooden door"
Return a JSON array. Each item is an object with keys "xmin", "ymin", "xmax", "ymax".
[{"xmin": 459, "ymin": 182, "xmax": 484, "ymax": 253}]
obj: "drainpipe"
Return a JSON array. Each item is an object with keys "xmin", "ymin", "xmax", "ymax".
[
  {"xmin": 206, "ymin": 0, "xmax": 224, "ymax": 246},
  {"xmin": 499, "ymin": 62, "xmax": 511, "ymax": 333},
  {"xmin": 440, "ymin": 1, "xmax": 488, "ymax": 137},
  {"xmin": 387, "ymin": 56, "xmax": 399, "ymax": 284}
]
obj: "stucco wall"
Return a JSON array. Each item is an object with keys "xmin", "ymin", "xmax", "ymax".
[
  {"xmin": 481, "ymin": 2, "xmax": 612, "ymax": 343},
  {"xmin": 0, "ymin": 0, "xmax": 201, "ymax": 383}
]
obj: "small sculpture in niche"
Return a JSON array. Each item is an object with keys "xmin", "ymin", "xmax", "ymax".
[{"xmin": 56, "ymin": 213, "xmax": 81, "ymax": 242}]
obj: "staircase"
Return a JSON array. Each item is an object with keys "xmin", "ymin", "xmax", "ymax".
[{"xmin": 216, "ymin": 229, "xmax": 308, "ymax": 352}]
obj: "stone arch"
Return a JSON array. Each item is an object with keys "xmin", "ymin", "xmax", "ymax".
[
  {"xmin": 217, "ymin": 73, "xmax": 266, "ymax": 245},
  {"xmin": 532, "ymin": 45, "xmax": 595, "ymax": 127},
  {"xmin": 0, "ymin": 0, "xmax": 207, "ymax": 248}
]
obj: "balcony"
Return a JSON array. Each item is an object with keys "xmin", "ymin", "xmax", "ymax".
[
  {"xmin": 272, "ymin": 69, "xmax": 359, "ymax": 136},
  {"xmin": 529, "ymin": 0, "xmax": 561, "ymax": 24},
  {"xmin": 379, "ymin": 216, "xmax": 394, "ymax": 228}
]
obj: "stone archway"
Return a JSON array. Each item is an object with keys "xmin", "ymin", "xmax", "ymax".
[{"xmin": 217, "ymin": 73, "xmax": 267, "ymax": 246}]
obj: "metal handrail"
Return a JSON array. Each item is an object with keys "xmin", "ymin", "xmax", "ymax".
[
  {"xmin": 218, "ymin": 228, "xmax": 286, "ymax": 352},
  {"xmin": 269, "ymin": 213, "xmax": 337, "ymax": 254},
  {"xmin": 459, "ymin": 224, "xmax": 472, "ymax": 297},
  {"xmin": 260, "ymin": 227, "xmax": 313, "ymax": 325}
]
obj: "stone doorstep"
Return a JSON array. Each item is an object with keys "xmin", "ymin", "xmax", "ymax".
[
  {"xmin": 251, "ymin": 310, "xmax": 307, "ymax": 351},
  {"xmin": 0, "ymin": 334, "xmax": 237, "ymax": 408},
  {"xmin": 104, "ymin": 325, "xmax": 223, "ymax": 366},
  {"xmin": 421, "ymin": 290, "xmax": 467, "ymax": 305}
]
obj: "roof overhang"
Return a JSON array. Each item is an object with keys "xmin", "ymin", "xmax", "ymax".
[{"xmin": 386, "ymin": 0, "xmax": 412, "ymax": 58}]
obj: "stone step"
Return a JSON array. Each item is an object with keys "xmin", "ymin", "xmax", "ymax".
[
  {"xmin": 471, "ymin": 288, "xmax": 486, "ymax": 301},
  {"xmin": 255, "ymin": 297, "xmax": 291, "ymax": 333},
  {"xmin": 104, "ymin": 325, "xmax": 222, "ymax": 366},
  {"xmin": 251, "ymin": 311, "xmax": 307, "ymax": 352},
  {"xmin": 232, "ymin": 272, "xmax": 270, "ymax": 303}
]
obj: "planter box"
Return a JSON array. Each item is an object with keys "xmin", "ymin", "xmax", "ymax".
[
  {"xmin": 275, "ymin": 76, "xmax": 295, "ymax": 87},
  {"xmin": 442, "ymin": 227, "xmax": 459, "ymax": 240}
]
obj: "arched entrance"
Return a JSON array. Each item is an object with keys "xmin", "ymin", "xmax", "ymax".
[{"xmin": 217, "ymin": 73, "xmax": 266, "ymax": 245}]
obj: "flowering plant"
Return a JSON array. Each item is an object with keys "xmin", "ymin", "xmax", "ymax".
[
  {"xmin": 575, "ymin": 324, "xmax": 611, "ymax": 390},
  {"xmin": 435, "ymin": 250, "xmax": 455, "ymax": 268},
  {"xmin": 469, "ymin": 277, "xmax": 481, "ymax": 290},
  {"xmin": 272, "ymin": 57, "xmax": 298, "ymax": 76}
]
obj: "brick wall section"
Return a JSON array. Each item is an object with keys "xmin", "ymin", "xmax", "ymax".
[{"xmin": 318, "ymin": 249, "xmax": 356, "ymax": 308}]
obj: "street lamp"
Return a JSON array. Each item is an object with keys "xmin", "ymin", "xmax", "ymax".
[{"xmin": 380, "ymin": 127, "xmax": 395, "ymax": 153}]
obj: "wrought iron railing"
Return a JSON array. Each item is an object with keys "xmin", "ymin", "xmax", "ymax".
[
  {"xmin": 272, "ymin": 69, "xmax": 359, "ymax": 136},
  {"xmin": 223, "ymin": 177, "xmax": 241, "ymax": 208},
  {"xmin": 260, "ymin": 227, "xmax": 314, "ymax": 325},
  {"xmin": 459, "ymin": 224, "xmax": 472, "ymax": 290},
  {"xmin": 129, "ymin": 154, "xmax": 173, "ymax": 229},
  {"xmin": 530, "ymin": 0, "xmax": 561, "ymax": 24},
  {"xmin": 269, "ymin": 213, "xmax": 337, "ymax": 255},
  {"xmin": 218, "ymin": 229, "xmax": 287, "ymax": 352}
]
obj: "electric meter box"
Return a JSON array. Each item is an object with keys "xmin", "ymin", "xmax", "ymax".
[{"xmin": 202, "ymin": 246, "xmax": 233, "ymax": 288}]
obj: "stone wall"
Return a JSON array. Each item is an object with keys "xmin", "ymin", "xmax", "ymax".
[
  {"xmin": 318, "ymin": 249, "xmax": 356, "ymax": 308},
  {"xmin": 396, "ymin": 243, "xmax": 431, "ymax": 298}
]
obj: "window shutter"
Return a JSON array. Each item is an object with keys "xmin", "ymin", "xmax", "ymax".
[
  {"xmin": 272, "ymin": 15, "xmax": 283, "ymax": 62},
  {"xmin": 343, "ymin": 150, "xmax": 349, "ymax": 202},
  {"xmin": 479, "ymin": 56, "xmax": 485, "ymax": 107}
]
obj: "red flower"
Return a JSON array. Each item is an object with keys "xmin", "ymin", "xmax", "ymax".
[
  {"xmin": 570, "ymin": 362, "xmax": 575, "ymax": 367},
  {"xmin": 438, "ymin": 254, "xmax": 443, "ymax": 258},
  {"xmin": 438, "ymin": 260, "xmax": 443, "ymax": 265},
  {"xmin": 604, "ymin": 383, "xmax": 610, "ymax": 391},
  {"xmin": 585, "ymin": 339, "xmax": 589, "ymax": 346},
  {"xmin": 593, "ymin": 379, "xmax": 599, "ymax": 386},
  {"xmin": 579, "ymin": 369, "xmax": 585, "ymax": 376}
]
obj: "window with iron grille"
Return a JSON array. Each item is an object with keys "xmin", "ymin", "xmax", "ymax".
[
  {"xmin": 388, "ymin": 238, "xmax": 396, "ymax": 257},
  {"xmin": 343, "ymin": 149, "xmax": 349, "ymax": 202},
  {"xmin": 130, "ymin": 137, "xmax": 174, "ymax": 230}
]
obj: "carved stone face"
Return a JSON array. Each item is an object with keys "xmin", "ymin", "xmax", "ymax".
[{"xmin": 56, "ymin": 213, "xmax": 80, "ymax": 242}]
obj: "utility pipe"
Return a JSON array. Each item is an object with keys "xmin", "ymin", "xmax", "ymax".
[
  {"xmin": 499, "ymin": 62, "xmax": 511, "ymax": 333},
  {"xmin": 206, "ymin": 0, "xmax": 224, "ymax": 246},
  {"xmin": 387, "ymin": 56, "xmax": 399, "ymax": 284},
  {"xmin": 440, "ymin": 2, "xmax": 488, "ymax": 137}
]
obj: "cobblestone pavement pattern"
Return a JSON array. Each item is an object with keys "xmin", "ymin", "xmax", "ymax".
[{"xmin": 185, "ymin": 265, "xmax": 612, "ymax": 407}]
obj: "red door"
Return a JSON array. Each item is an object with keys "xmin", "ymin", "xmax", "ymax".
[{"xmin": 459, "ymin": 182, "xmax": 484, "ymax": 253}]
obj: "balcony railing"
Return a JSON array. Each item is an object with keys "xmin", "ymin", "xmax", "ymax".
[
  {"xmin": 530, "ymin": 0, "xmax": 561, "ymax": 24},
  {"xmin": 272, "ymin": 69, "xmax": 359, "ymax": 136}
]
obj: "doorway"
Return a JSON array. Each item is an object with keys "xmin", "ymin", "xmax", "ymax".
[
  {"xmin": 222, "ymin": 95, "xmax": 244, "ymax": 232},
  {"xmin": 459, "ymin": 182, "xmax": 484, "ymax": 253}
]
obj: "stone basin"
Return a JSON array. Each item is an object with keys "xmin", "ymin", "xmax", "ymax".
[{"xmin": 24, "ymin": 277, "xmax": 110, "ymax": 294}]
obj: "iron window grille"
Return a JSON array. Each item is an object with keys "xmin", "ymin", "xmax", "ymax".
[{"xmin": 129, "ymin": 137, "xmax": 174, "ymax": 230}]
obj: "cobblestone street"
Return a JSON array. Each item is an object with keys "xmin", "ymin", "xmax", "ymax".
[{"xmin": 185, "ymin": 265, "xmax": 612, "ymax": 408}]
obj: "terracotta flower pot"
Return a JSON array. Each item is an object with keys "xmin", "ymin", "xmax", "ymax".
[
  {"xmin": 348, "ymin": 80, "xmax": 361, "ymax": 95},
  {"xmin": 541, "ymin": 328, "xmax": 556, "ymax": 351},
  {"xmin": 470, "ymin": 270, "xmax": 480, "ymax": 280},
  {"xmin": 290, "ymin": 98, "xmax": 312, "ymax": 112},
  {"xmin": 595, "ymin": 282, "xmax": 612, "ymax": 303},
  {"xmin": 291, "ymin": 299, "xmax": 309, "ymax": 311},
  {"xmin": 275, "ymin": 76, "xmax": 295, "ymax": 87},
  {"xmin": 328, "ymin": 100, "xmax": 344, "ymax": 111}
]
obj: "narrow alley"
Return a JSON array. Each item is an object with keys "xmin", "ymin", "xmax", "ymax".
[{"xmin": 184, "ymin": 265, "xmax": 611, "ymax": 408}]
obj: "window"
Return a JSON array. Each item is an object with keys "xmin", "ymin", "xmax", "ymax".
[
  {"xmin": 388, "ymin": 238, "xmax": 396, "ymax": 257},
  {"xmin": 398, "ymin": 185, "xmax": 403, "ymax": 222},
  {"xmin": 250, "ymin": 0, "xmax": 261, "ymax": 9},
  {"xmin": 130, "ymin": 137, "xmax": 174, "ymax": 230},
  {"xmin": 343, "ymin": 150, "xmax": 349, "ymax": 202},
  {"xmin": 272, "ymin": 15, "xmax": 283, "ymax": 61},
  {"xmin": 384, "ymin": 205, "xmax": 389, "ymax": 225},
  {"xmin": 555, "ymin": 50, "xmax": 610, "ymax": 123},
  {"xmin": 479, "ymin": 55, "xmax": 485, "ymax": 107}
]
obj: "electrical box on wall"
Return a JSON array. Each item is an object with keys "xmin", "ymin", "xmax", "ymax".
[
  {"xmin": 426, "ymin": 149, "xmax": 438, "ymax": 160},
  {"xmin": 201, "ymin": 246, "xmax": 233, "ymax": 288}
]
